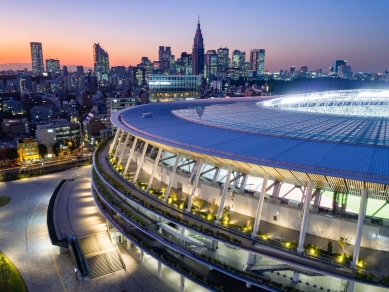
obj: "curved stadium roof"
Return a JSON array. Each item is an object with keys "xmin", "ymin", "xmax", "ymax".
[{"xmin": 112, "ymin": 89, "xmax": 389, "ymax": 191}]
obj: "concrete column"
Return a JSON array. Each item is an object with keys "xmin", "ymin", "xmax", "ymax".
[
  {"xmin": 180, "ymin": 227, "xmax": 186, "ymax": 243},
  {"xmin": 164, "ymin": 153, "xmax": 181, "ymax": 201},
  {"xmin": 118, "ymin": 134, "xmax": 131, "ymax": 165},
  {"xmin": 347, "ymin": 280, "xmax": 355, "ymax": 292},
  {"xmin": 252, "ymin": 172, "xmax": 269, "ymax": 238},
  {"xmin": 113, "ymin": 130, "xmax": 125, "ymax": 160},
  {"xmin": 110, "ymin": 128, "xmax": 121, "ymax": 152},
  {"xmin": 247, "ymin": 252, "xmax": 254, "ymax": 264},
  {"xmin": 271, "ymin": 181, "xmax": 281, "ymax": 198},
  {"xmin": 123, "ymin": 137, "xmax": 138, "ymax": 176},
  {"xmin": 210, "ymin": 239, "xmax": 217, "ymax": 250},
  {"xmin": 158, "ymin": 261, "xmax": 162, "ymax": 278},
  {"xmin": 246, "ymin": 282, "xmax": 252, "ymax": 288},
  {"xmin": 146, "ymin": 148, "xmax": 163, "ymax": 192},
  {"xmin": 216, "ymin": 165, "xmax": 233, "ymax": 223},
  {"xmin": 209, "ymin": 266, "xmax": 214, "ymax": 271},
  {"xmin": 140, "ymin": 250, "xmax": 144, "ymax": 263},
  {"xmin": 239, "ymin": 175, "xmax": 248, "ymax": 194},
  {"xmin": 126, "ymin": 240, "xmax": 132, "ymax": 249},
  {"xmin": 293, "ymin": 271, "xmax": 299, "ymax": 282},
  {"xmin": 212, "ymin": 168, "xmax": 221, "ymax": 185},
  {"xmin": 297, "ymin": 180, "xmax": 314, "ymax": 253},
  {"xmin": 352, "ymin": 187, "xmax": 368, "ymax": 267},
  {"xmin": 133, "ymin": 142, "xmax": 149, "ymax": 183},
  {"xmin": 186, "ymin": 158, "xmax": 205, "ymax": 212},
  {"xmin": 180, "ymin": 275, "xmax": 185, "ymax": 292}
]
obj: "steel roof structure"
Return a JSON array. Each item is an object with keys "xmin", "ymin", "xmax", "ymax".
[{"xmin": 112, "ymin": 91, "xmax": 389, "ymax": 200}]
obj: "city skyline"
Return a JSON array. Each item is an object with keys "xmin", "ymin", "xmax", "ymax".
[{"xmin": 1, "ymin": 0, "xmax": 389, "ymax": 73}]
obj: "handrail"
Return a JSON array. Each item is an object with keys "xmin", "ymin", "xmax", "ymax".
[{"xmin": 67, "ymin": 235, "xmax": 89, "ymax": 278}]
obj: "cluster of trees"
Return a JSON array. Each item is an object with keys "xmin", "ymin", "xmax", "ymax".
[{"xmin": 0, "ymin": 256, "xmax": 11, "ymax": 289}]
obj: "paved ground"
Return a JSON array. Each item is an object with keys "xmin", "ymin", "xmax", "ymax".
[
  {"xmin": 54, "ymin": 177, "xmax": 106, "ymax": 238},
  {"xmin": 0, "ymin": 166, "xmax": 208, "ymax": 292}
]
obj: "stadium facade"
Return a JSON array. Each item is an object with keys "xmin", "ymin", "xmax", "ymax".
[{"xmin": 91, "ymin": 90, "xmax": 389, "ymax": 292}]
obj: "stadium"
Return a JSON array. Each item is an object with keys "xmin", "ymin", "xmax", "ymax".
[{"xmin": 91, "ymin": 89, "xmax": 389, "ymax": 292}]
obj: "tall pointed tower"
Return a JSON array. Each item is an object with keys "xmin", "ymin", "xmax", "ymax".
[{"xmin": 192, "ymin": 17, "xmax": 204, "ymax": 75}]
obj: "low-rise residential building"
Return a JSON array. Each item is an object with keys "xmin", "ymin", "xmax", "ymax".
[
  {"xmin": 30, "ymin": 106, "xmax": 54, "ymax": 124},
  {"xmin": 17, "ymin": 138, "xmax": 39, "ymax": 161},
  {"xmin": 83, "ymin": 112, "xmax": 106, "ymax": 144},
  {"xmin": 1, "ymin": 118, "xmax": 29, "ymax": 138}
]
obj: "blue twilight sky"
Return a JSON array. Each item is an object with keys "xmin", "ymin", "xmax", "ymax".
[{"xmin": 1, "ymin": 0, "xmax": 388, "ymax": 73}]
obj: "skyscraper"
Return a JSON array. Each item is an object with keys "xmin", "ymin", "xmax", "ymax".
[
  {"xmin": 250, "ymin": 49, "xmax": 265, "ymax": 74},
  {"xmin": 93, "ymin": 43, "xmax": 110, "ymax": 74},
  {"xmin": 232, "ymin": 50, "xmax": 246, "ymax": 70},
  {"xmin": 217, "ymin": 48, "xmax": 229, "ymax": 73},
  {"xmin": 159, "ymin": 46, "xmax": 171, "ymax": 74},
  {"xmin": 192, "ymin": 18, "xmax": 204, "ymax": 75},
  {"xmin": 45, "ymin": 59, "xmax": 60, "ymax": 74},
  {"xmin": 30, "ymin": 42, "xmax": 44, "ymax": 74},
  {"xmin": 77, "ymin": 66, "xmax": 84, "ymax": 76},
  {"xmin": 204, "ymin": 50, "xmax": 218, "ymax": 81}
]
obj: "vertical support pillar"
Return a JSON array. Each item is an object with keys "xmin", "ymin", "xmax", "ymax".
[
  {"xmin": 118, "ymin": 134, "xmax": 131, "ymax": 165},
  {"xmin": 239, "ymin": 175, "xmax": 248, "ymax": 194},
  {"xmin": 110, "ymin": 128, "xmax": 121, "ymax": 152},
  {"xmin": 247, "ymin": 252, "xmax": 254, "ymax": 264},
  {"xmin": 180, "ymin": 275, "xmax": 185, "ymax": 292},
  {"xmin": 271, "ymin": 181, "xmax": 281, "ymax": 198},
  {"xmin": 252, "ymin": 172, "xmax": 269, "ymax": 238},
  {"xmin": 352, "ymin": 187, "xmax": 368, "ymax": 267},
  {"xmin": 246, "ymin": 282, "xmax": 252, "ymax": 288},
  {"xmin": 216, "ymin": 165, "xmax": 233, "ymax": 223},
  {"xmin": 180, "ymin": 227, "xmax": 185, "ymax": 244},
  {"xmin": 313, "ymin": 189, "xmax": 322, "ymax": 207},
  {"xmin": 133, "ymin": 142, "xmax": 148, "ymax": 183},
  {"xmin": 123, "ymin": 137, "xmax": 138, "ymax": 176},
  {"xmin": 186, "ymin": 158, "xmax": 204, "ymax": 212},
  {"xmin": 146, "ymin": 148, "xmax": 163, "ymax": 192},
  {"xmin": 113, "ymin": 130, "xmax": 125, "ymax": 160},
  {"xmin": 140, "ymin": 250, "xmax": 144, "ymax": 263},
  {"xmin": 158, "ymin": 261, "xmax": 162, "ymax": 278},
  {"xmin": 164, "ymin": 153, "xmax": 181, "ymax": 201},
  {"xmin": 212, "ymin": 168, "xmax": 221, "ymax": 185},
  {"xmin": 293, "ymin": 271, "xmax": 300, "ymax": 282},
  {"xmin": 297, "ymin": 180, "xmax": 314, "ymax": 253},
  {"xmin": 126, "ymin": 240, "xmax": 132, "ymax": 249},
  {"xmin": 347, "ymin": 280, "xmax": 355, "ymax": 292}
]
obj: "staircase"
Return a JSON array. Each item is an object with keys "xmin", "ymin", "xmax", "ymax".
[{"xmin": 78, "ymin": 231, "xmax": 125, "ymax": 279}]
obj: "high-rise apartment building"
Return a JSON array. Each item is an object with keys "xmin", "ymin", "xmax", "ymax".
[
  {"xmin": 192, "ymin": 19, "xmax": 204, "ymax": 75},
  {"xmin": 30, "ymin": 42, "xmax": 44, "ymax": 74},
  {"xmin": 250, "ymin": 49, "xmax": 265, "ymax": 74},
  {"xmin": 204, "ymin": 50, "xmax": 218, "ymax": 81},
  {"xmin": 217, "ymin": 48, "xmax": 230, "ymax": 73},
  {"xmin": 232, "ymin": 50, "xmax": 245, "ymax": 70},
  {"xmin": 45, "ymin": 59, "xmax": 60, "ymax": 74},
  {"xmin": 93, "ymin": 43, "xmax": 110, "ymax": 74}
]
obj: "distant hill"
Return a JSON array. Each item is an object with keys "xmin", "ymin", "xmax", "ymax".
[{"xmin": 0, "ymin": 63, "xmax": 93, "ymax": 72}]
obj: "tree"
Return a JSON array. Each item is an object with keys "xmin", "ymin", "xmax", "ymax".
[
  {"xmin": 208, "ymin": 198, "xmax": 218, "ymax": 215},
  {"xmin": 53, "ymin": 143, "xmax": 60, "ymax": 158},
  {"xmin": 221, "ymin": 205, "xmax": 231, "ymax": 224},
  {"xmin": 327, "ymin": 241, "xmax": 333, "ymax": 254},
  {"xmin": 337, "ymin": 235, "xmax": 352, "ymax": 254},
  {"xmin": 192, "ymin": 196, "xmax": 205, "ymax": 210},
  {"xmin": 7, "ymin": 148, "xmax": 19, "ymax": 161},
  {"xmin": 38, "ymin": 144, "xmax": 48, "ymax": 159},
  {"xmin": 0, "ymin": 256, "xmax": 11, "ymax": 288},
  {"xmin": 68, "ymin": 141, "xmax": 76, "ymax": 153}
]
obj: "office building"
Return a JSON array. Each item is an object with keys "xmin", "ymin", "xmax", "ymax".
[
  {"xmin": 204, "ymin": 50, "xmax": 218, "ymax": 81},
  {"xmin": 192, "ymin": 19, "xmax": 205, "ymax": 75},
  {"xmin": 334, "ymin": 60, "xmax": 347, "ymax": 74},
  {"xmin": 17, "ymin": 138, "xmax": 39, "ymax": 161},
  {"xmin": 77, "ymin": 66, "xmax": 85, "ymax": 76},
  {"xmin": 250, "ymin": 49, "xmax": 265, "ymax": 74},
  {"xmin": 148, "ymin": 74, "xmax": 201, "ymax": 102},
  {"xmin": 30, "ymin": 42, "xmax": 44, "ymax": 74},
  {"xmin": 232, "ymin": 50, "xmax": 245, "ymax": 70},
  {"xmin": 217, "ymin": 48, "xmax": 230, "ymax": 72}
]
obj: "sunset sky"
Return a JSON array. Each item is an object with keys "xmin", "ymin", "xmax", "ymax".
[{"xmin": 1, "ymin": 0, "xmax": 388, "ymax": 73}]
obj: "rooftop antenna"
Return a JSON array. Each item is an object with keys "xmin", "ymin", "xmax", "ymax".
[{"xmin": 198, "ymin": 15, "xmax": 200, "ymax": 22}]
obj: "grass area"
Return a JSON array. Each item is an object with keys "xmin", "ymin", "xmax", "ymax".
[
  {"xmin": 0, "ymin": 252, "xmax": 28, "ymax": 292},
  {"xmin": 0, "ymin": 196, "xmax": 11, "ymax": 207},
  {"xmin": 322, "ymin": 191, "xmax": 389, "ymax": 219}
]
